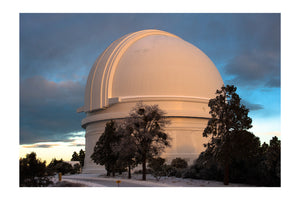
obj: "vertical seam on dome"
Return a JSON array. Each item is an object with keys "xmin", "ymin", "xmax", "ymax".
[
  {"xmin": 100, "ymin": 31, "xmax": 143, "ymax": 107},
  {"xmin": 89, "ymin": 40, "xmax": 117, "ymax": 111}
]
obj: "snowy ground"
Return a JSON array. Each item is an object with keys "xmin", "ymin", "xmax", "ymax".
[{"xmin": 57, "ymin": 173, "xmax": 252, "ymax": 187}]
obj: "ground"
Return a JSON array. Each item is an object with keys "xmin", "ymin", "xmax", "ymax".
[{"xmin": 51, "ymin": 173, "xmax": 251, "ymax": 187}]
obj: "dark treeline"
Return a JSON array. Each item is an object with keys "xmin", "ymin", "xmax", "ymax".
[
  {"xmin": 19, "ymin": 149, "xmax": 85, "ymax": 187},
  {"xmin": 184, "ymin": 136, "xmax": 280, "ymax": 186},
  {"xmin": 184, "ymin": 85, "xmax": 280, "ymax": 186}
]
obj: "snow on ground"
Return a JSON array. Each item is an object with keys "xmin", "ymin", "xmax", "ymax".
[
  {"xmin": 60, "ymin": 173, "xmax": 251, "ymax": 187},
  {"xmin": 51, "ymin": 174, "xmax": 105, "ymax": 187}
]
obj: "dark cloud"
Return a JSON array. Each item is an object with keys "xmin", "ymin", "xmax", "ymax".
[
  {"xmin": 20, "ymin": 76, "xmax": 85, "ymax": 144},
  {"xmin": 221, "ymin": 14, "xmax": 280, "ymax": 88},
  {"xmin": 224, "ymin": 49, "xmax": 280, "ymax": 88},
  {"xmin": 70, "ymin": 143, "xmax": 85, "ymax": 147},
  {"xmin": 241, "ymin": 100, "xmax": 264, "ymax": 111},
  {"xmin": 265, "ymin": 77, "xmax": 281, "ymax": 88}
]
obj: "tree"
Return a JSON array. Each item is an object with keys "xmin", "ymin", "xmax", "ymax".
[
  {"xmin": 91, "ymin": 120, "xmax": 120, "ymax": 176},
  {"xmin": 267, "ymin": 136, "xmax": 281, "ymax": 180},
  {"xmin": 203, "ymin": 85, "xmax": 256, "ymax": 185},
  {"xmin": 113, "ymin": 122, "xmax": 138, "ymax": 179},
  {"xmin": 71, "ymin": 149, "xmax": 85, "ymax": 167},
  {"xmin": 79, "ymin": 149, "xmax": 85, "ymax": 167},
  {"xmin": 47, "ymin": 158, "xmax": 64, "ymax": 176},
  {"xmin": 258, "ymin": 136, "xmax": 281, "ymax": 186},
  {"xmin": 127, "ymin": 102, "xmax": 171, "ymax": 180},
  {"xmin": 20, "ymin": 152, "xmax": 52, "ymax": 187},
  {"xmin": 71, "ymin": 151, "xmax": 79, "ymax": 162}
]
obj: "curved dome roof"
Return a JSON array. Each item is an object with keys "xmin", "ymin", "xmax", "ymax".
[{"xmin": 80, "ymin": 29, "xmax": 223, "ymax": 112}]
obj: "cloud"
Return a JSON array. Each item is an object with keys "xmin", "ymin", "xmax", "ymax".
[
  {"xmin": 21, "ymin": 135, "xmax": 85, "ymax": 149},
  {"xmin": 265, "ymin": 77, "xmax": 281, "ymax": 88},
  {"xmin": 241, "ymin": 100, "xmax": 264, "ymax": 111},
  {"xmin": 220, "ymin": 14, "xmax": 280, "ymax": 88},
  {"xmin": 224, "ymin": 49, "xmax": 280, "ymax": 88},
  {"xmin": 21, "ymin": 138, "xmax": 85, "ymax": 149},
  {"xmin": 20, "ymin": 76, "xmax": 85, "ymax": 144},
  {"xmin": 70, "ymin": 143, "xmax": 85, "ymax": 147},
  {"xmin": 20, "ymin": 76, "xmax": 84, "ymax": 106},
  {"xmin": 22, "ymin": 143, "xmax": 61, "ymax": 148}
]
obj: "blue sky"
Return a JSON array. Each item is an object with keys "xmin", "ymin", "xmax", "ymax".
[{"xmin": 19, "ymin": 13, "xmax": 280, "ymax": 161}]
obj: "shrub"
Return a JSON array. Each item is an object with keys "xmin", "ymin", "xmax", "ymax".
[
  {"xmin": 148, "ymin": 157, "xmax": 166, "ymax": 181},
  {"xmin": 55, "ymin": 162, "xmax": 73, "ymax": 175},
  {"xmin": 163, "ymin": 165, "xmax": 176, "ymax": 177},
  {"xmin": 171, "ymin": 158, "xmax": 188, "ymax": 169},
  {"xmin": 71, "ymin": 163, "xmax": 81, "ymax": 174}
]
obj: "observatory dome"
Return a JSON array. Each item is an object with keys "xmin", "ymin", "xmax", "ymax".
[
  {"xmin": 81, "ymin": 29, "xmax": 223, "ymax": 113},
  {"xmin": 78, "ymin": 29, "xmax": 223, "ymax": 173}
]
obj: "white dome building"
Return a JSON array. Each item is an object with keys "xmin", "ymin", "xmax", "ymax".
[{"xmin": 77, "ymin": 29, "xmax": 223, "ymax": 173}]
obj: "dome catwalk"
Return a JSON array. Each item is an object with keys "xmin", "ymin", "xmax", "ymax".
[{"xmin": 77, "ymin": 29, "xmax": 223, "ymax": 173}]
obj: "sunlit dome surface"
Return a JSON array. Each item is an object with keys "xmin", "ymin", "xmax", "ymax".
[{"xmin": 82, "ymin": 29, "xmax": 223, "ymax": 112}]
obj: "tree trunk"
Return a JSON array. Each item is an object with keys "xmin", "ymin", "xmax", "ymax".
[
  {"xmin": 224, "ymin": 162, "xmax": 229, "ymax": 185},
  {"xmin": 128, "ymin": 165, "xmax": 131, "ymax": 179},
  {"xmin": 142, "ymin": 157, "xmax": 147, "ymax": 181},
  {"xmin": 112, "ymin": 165, "xmax": 115, "ymax": 177}
]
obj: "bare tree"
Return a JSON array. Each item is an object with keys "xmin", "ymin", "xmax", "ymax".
[{"xmin": 126, "ymin": 102, "xmax": 171, "ymax": 180}]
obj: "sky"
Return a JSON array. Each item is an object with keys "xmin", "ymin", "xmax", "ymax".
[{"xmin": 19, "ymin": 13, "xmax": 280, "ymax": 163}]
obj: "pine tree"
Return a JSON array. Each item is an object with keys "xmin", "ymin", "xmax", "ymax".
[
  {"xmin": 203, "ymin": 85, "xmax": 255, "ymax": 185},
  {"xmin": 79, "ymin": 149, "xmax": 85, "ymax": 167},
  {"xmin": 71, "ymin": 151, "xmax": 79, "ymax": 162},
  {"xmin": 91, "ymin": 120, "xmax": 120, "ymax": 176}
]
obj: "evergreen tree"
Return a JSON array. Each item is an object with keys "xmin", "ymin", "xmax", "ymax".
[
  {"xmin": 203, "ymin": 85, "xmax": 255, "ymax": 185},
  {"xmin": 91, "ymin": 120, "xmax": 120, "ymax": 176},
  {"xmin": 71, "ymin": 149, "xmax": 85, "ymax": 167},
  {"xmin": 71, "ymin": 151, "xmax": 79, "ymax": 161},
  {"xmin": 79, "ymin": 149, "xmax": 85, "ymax": 167},
  {"xmin": 260, "ymin": 136, "xmax": 281, "ymax": 186},
  {"xmin": 20, "ymin": 152, "xmax": 52, "ymax": 187}
]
